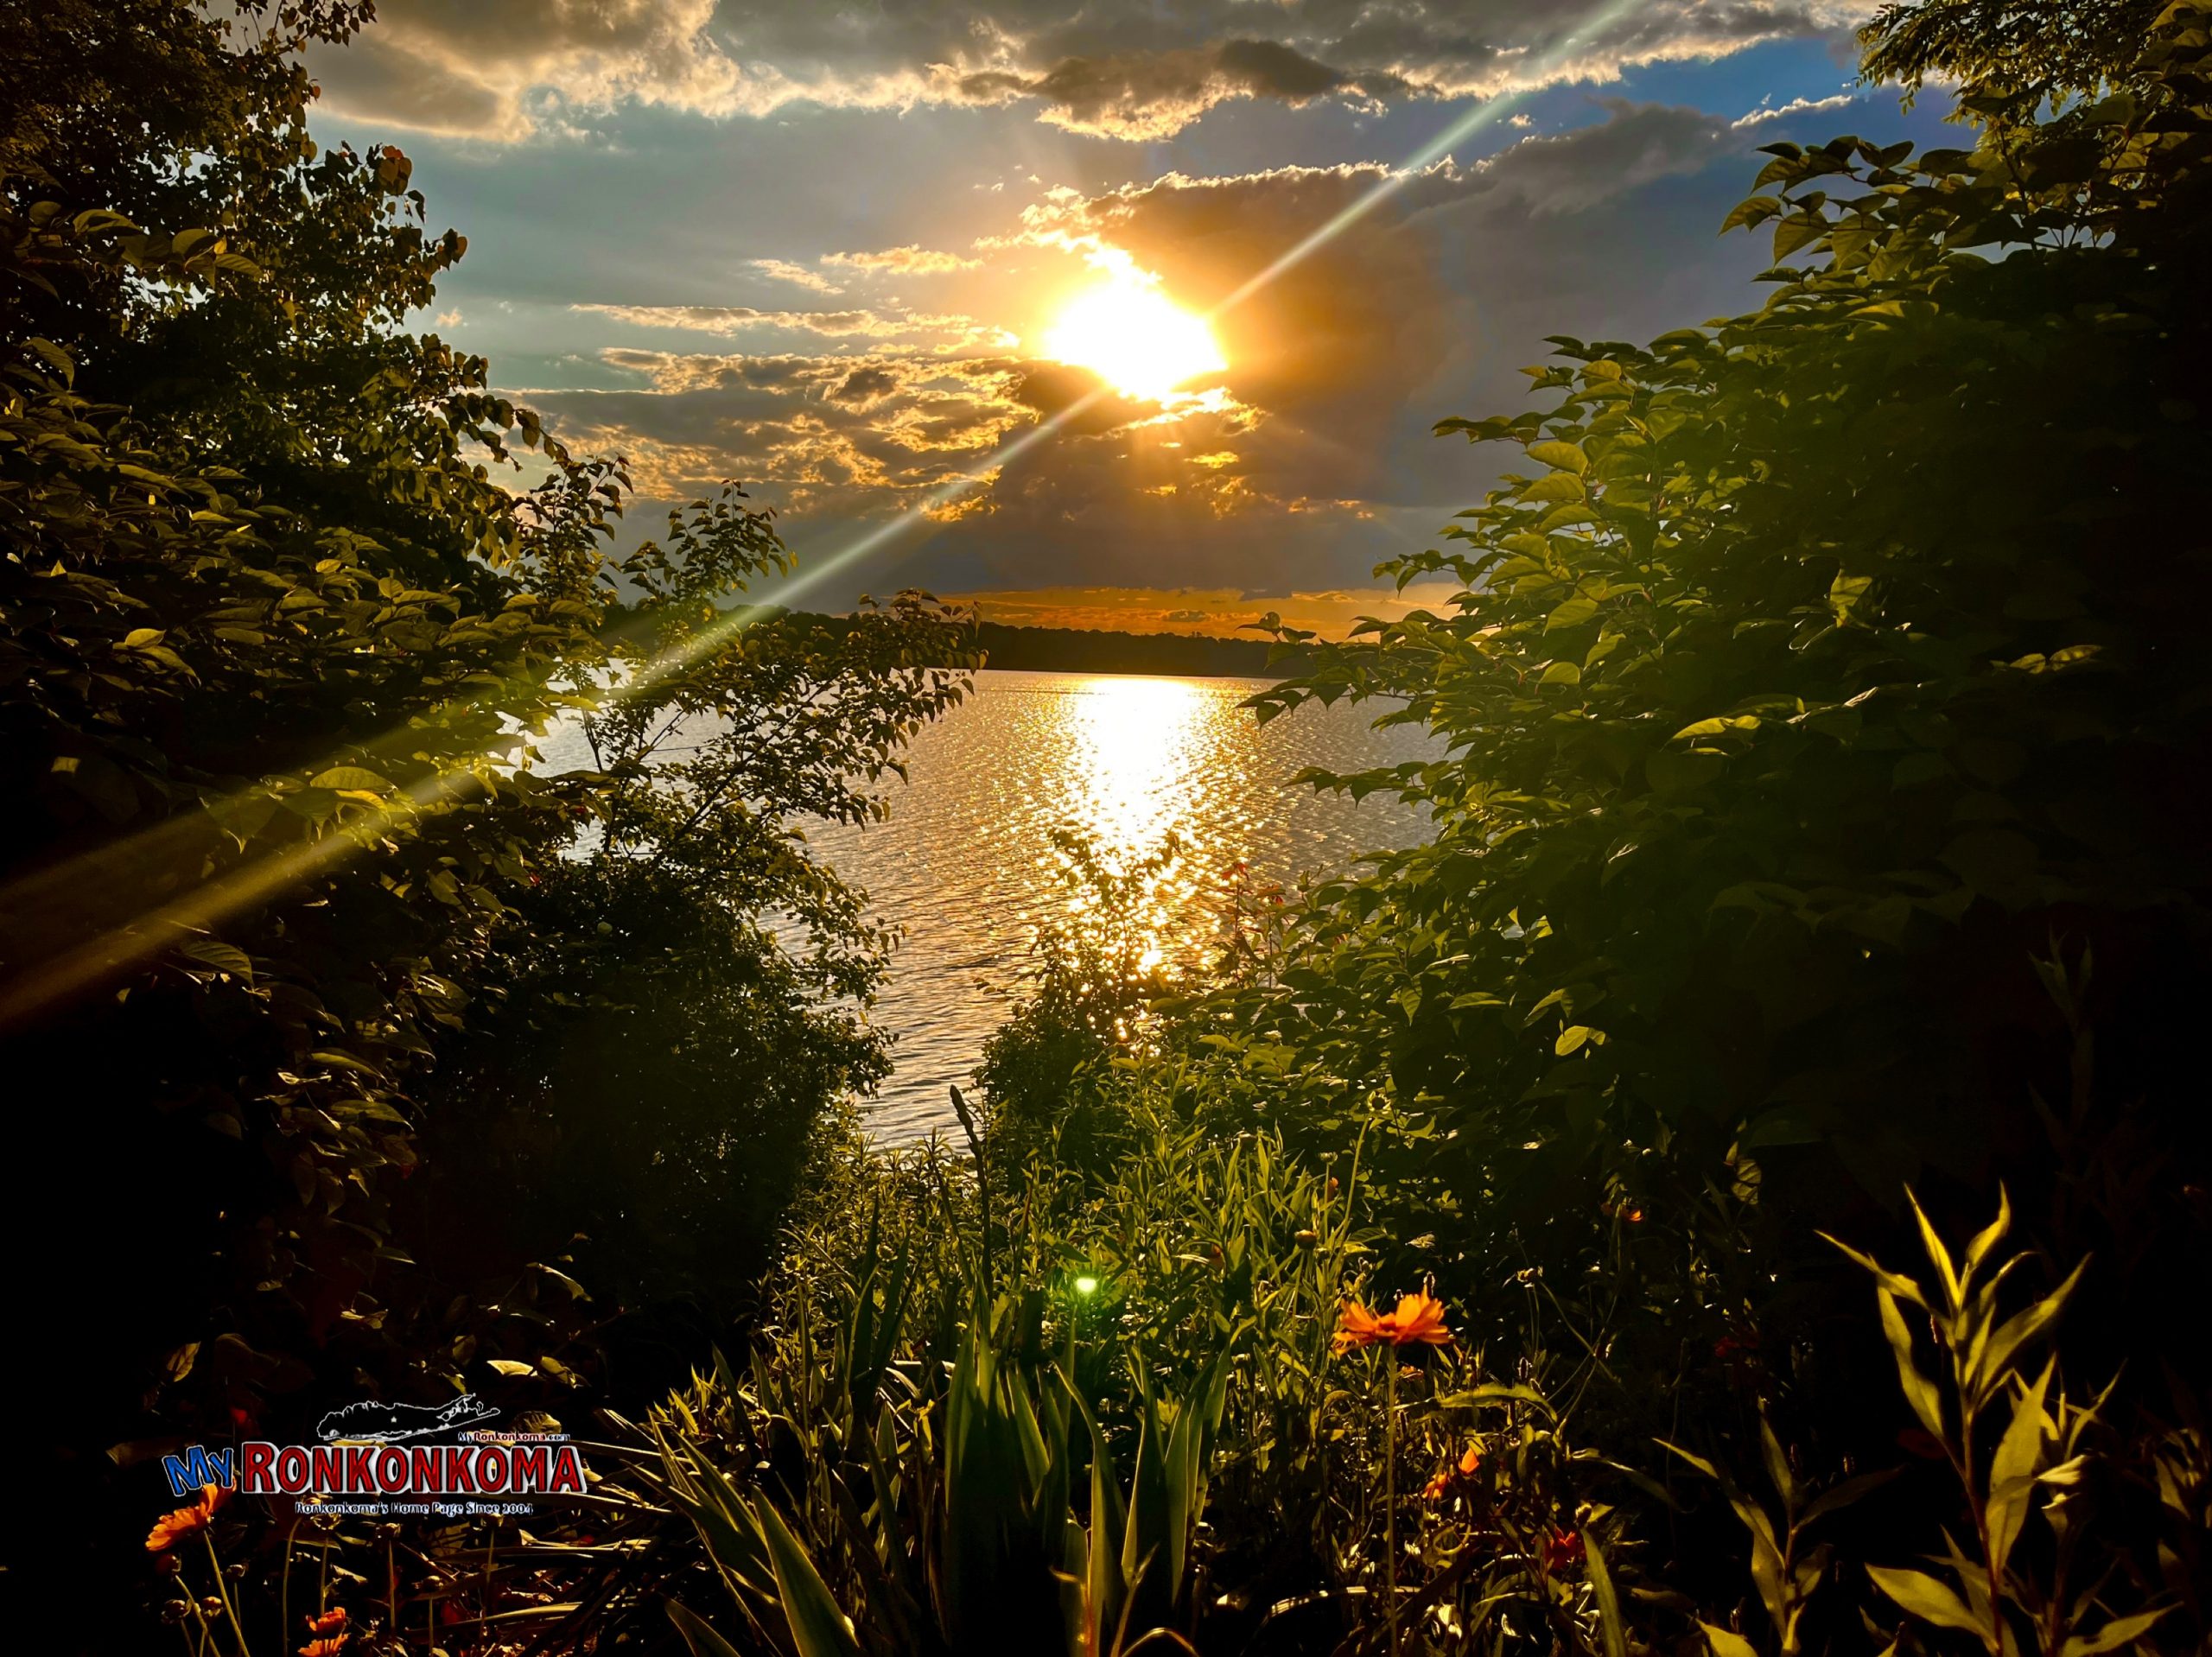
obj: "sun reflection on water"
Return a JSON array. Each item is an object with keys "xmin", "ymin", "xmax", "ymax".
[{"xmin": 1058, "ymin": 675, "xmax": 1212, "ymax": 972}]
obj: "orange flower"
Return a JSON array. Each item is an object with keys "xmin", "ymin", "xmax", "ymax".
[
  {"xmin": 145, "ymin": 1484, "xmax": 228, "ymax": 1552},
  {"xmin": 305, "ymin": 1609, "xmax": 348, "ymax": 1635},
  {"xmin": 1541, "ymin": 1527, "xmax": 1586, "ymax": 1574},
  {"xmin": 1422, "ymin": 1442, "xmax": 1484, "ymax": 1501},
  {"xmin": 1333, "ymin": 1291, "xmax": 1452, "ymax": 1353},
  {"xmin": 302, "ymin": 1639, "xmax": 347, "ymax": 1657}
]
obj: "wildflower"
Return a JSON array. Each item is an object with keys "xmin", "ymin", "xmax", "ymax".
[
  {"xmin": 1422, "ymin": 1442, "xmax": 1484, "ymax": 1501},
  {"xmin": 305, "ymin": 1609, "xmax": 348, "ymax": 1635},
  {"xmin": 302, "ymin": 1638, "xmax": 347, "ymax": 1657},
  {"xmin": 1541, "ymin": 1527, "xmax": 1585, "ymax": 1574},
  {"xmin": 1333, "ymin": 1290, "xmax": 1452, "ymax": 1353},
  {"xmin": 146, "ymin": 1484, "xmax": 227, "ymax": 1552}
]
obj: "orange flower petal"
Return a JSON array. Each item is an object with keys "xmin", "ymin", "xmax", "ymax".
[
  {"xmin": 1332, "ymin": 1300, "xmax": 1388, "ymax": 1352},
  {"xmin": 1387, "ymin": 1292, "xmax": 1452, "ymax": 1346}
]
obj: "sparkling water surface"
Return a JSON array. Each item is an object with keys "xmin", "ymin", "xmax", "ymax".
[{"xmin": 798, "ymin": 670, "xmax": 1437, "ymax": 1140}]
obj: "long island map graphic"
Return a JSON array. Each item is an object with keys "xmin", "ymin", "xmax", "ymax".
[{"xmin": 315, "ymin": 1394, "xmax": 499, "ymax": 1444}]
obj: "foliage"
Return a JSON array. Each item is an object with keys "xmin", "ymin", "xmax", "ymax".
[
  {"xmin": 137, "ymin": 1124, "xmax": 2212, "ymax": 1657},
  {"xmin": 1233, "ymin": 0, "xmax": 2212, "ymax": 1412},
  {"xmin": 1823, "ymin": 1190, "xmax": 2163, "ymax": 1657},
  {"xmin": 1859, "ymin": 0, "xmax": 2171, "ymax": 113},
  {"xmin": 2, "ymin": 0, "xmax": 975, "ymax": 1620}
]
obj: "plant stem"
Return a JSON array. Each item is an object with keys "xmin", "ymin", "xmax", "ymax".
[
  {"xmin": 1384, "ymin": 1355, "xmax": 1400, "ymax": 1657},
  {"xmin": 478, "ymin": 1522, "xmax": 497, "ymax": 1650},
  {"xmin": 202, "ymin": 1533, "xmax": 252, "ymax": 1657},
  {"xmin": 279, "ymin": 1517, "xmax": 297, "ymax": 1657}
]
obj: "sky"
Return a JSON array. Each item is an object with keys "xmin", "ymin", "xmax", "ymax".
[{"xmin": 303, "ymin": 1, "xmax": 1952, "ymax": 637}]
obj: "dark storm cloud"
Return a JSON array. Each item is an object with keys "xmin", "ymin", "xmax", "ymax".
[{"xmin": 315, "ymin": 0, "xmax": 1871, "ymax": 141}]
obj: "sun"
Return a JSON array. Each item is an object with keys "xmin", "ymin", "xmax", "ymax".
[{"xmin": 1043, "ymin": 254, "xmax": 1225, "ymax": 402}]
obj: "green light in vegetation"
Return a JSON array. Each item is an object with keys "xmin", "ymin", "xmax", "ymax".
[{"xmin": 1073, "ymin": 1275, "xmax": 1100, "ymax": 1296}]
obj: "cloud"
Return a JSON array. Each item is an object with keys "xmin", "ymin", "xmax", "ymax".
[
  {"xmin": 829, "ymin": 365, "xmax": 903, "ymax": 404},
  {"xmin": 312, "ymin": 0, "xmax": 752, "ymax": 140},
  {"xmin": 574, "ymin": 302, "xmax": 1014, "ymax": 346},
  {"xmin": 527, "ymin": 348, "xmax": 1041, "ymax": 516},
  {"xmin": 950, "ymin": 36, "xmax": 1414, "ymax": 140},
  {"xmin": 823, "ymin": 244, "xmax": 982, "ymax": 276},
  {"xmin": 750, "ymin": 257, "xmax": 843, "ymax": 294},
  {"xmin": 1734, "ymin": 91, "xmax": 1860, "ymax": 126},
  {"xmin": 315, "ymin": 0, "xmax": 1875, "ymax": 143},
  {"xmin": 513, "ymin": 96, "xmax": 1870, "ymax": 596}
]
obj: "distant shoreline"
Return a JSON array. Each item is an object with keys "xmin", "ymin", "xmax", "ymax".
[
  {"xmin": 962, "ymin": 619, "xmax": 1312, "ymax": 679},
  {"xmin": 768, "ymin": 611, "xmax": 1318, "ymax": 679}
]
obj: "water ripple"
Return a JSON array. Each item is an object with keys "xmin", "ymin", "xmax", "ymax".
[{"xmin": 802, "ymin": 671, "xmax": 1436, "ymax": 1140}]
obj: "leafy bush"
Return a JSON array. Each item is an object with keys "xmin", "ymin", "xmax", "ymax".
[
  {"xmin": 1232, "ymin": 0, "xmax": 2212, "ymax": 1432},
  {"xmin": 2, "ymin": 1, "xmax": 974, "ymax": 1616}
]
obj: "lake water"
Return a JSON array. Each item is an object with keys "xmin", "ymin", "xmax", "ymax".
[{"xmin": 802, "ymin": 670, "xmax": 1438, "ymax": 1140}]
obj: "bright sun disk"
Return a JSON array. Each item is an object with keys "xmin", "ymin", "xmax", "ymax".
[{"xmin": 1044, "ymin": 257, "xmax": 1225, "ymax": 402}]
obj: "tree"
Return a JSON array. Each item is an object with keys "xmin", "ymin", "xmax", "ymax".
[{"xmin": 0, "ymin": 0, "xmax": 975, "ymax": 1578}]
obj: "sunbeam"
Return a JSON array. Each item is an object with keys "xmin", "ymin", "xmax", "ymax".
[{"xmin": 0, "ymin": 2, "xmax": 1645, "ymax": 1026}]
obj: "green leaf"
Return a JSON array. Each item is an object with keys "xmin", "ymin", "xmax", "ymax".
[
  {"xmin": 1818, "ymin": 1232, "xmax": 1928, "ymax": 1308},
  {"xmin": 1545, "ymin": 597, "xmax": 1599, "ymax": 632},
  {"xmin": 1437, "ymin": 1382, "xmax": 1555, "ymax": 1414},
  {"xmin": 1721, "ymin": 194, "xmax": 1783, "ymax": 234},
  {"xmin": 754, "ymin": 1498, "xmax": 863, "ymax": 1657},
  {"xmin": 1525, "ymin": 440, "xmax": 1588, "ymax": 475},
  {"xmin": 1974, "ymin": 1259, "xmax": 2084, "ymax": 1396},
  {"xmin": 2062, "ymin": 1608, "xmax": 2172, "ymax": 1656},
  {"xmin": 176, "ymin": 939, "xmax": 254, "ymax": 981},
  {"xmin": 309, "ymin": 766, "xmax": 395, "ymax": 794},
  {"xmin": 1876, "ymin": 1286, "xmax": 1946, "ymax": 1439},
  {"xmin": 1772, "ymin": 214, "xmax": 1826, "ymax": 262},
  {"xmin": 1700, "ymin": 1622, "xmax": 1760, "ymax": 1657},
  {"xmin": 1866, "ymin": 1565, "xmax": 1984, "ymax": 1635},
  {"xmin": 1985, "ymin": 1361, "xmax": 2051, "ymax": 1575},
  {"xmin": 1658, "ymin": 1439, "xmax": 1720, "ymax": 1481},
  {"xmin": 666, "ymin": 1601, "xmax": 747, "ymax": 1657},
  {"xmin": 1583, "ymin": 1532, "xmax": 1630, "ymax": 1657},
  {"xmin": 1522, "ymin": 472, "xmax": 1587, "ymax": 504}
]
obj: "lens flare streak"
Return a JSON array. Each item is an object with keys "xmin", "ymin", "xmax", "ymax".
[{"xmin": 0, "ymin": 0, "xmax": 1648, "ymax": 1026}]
